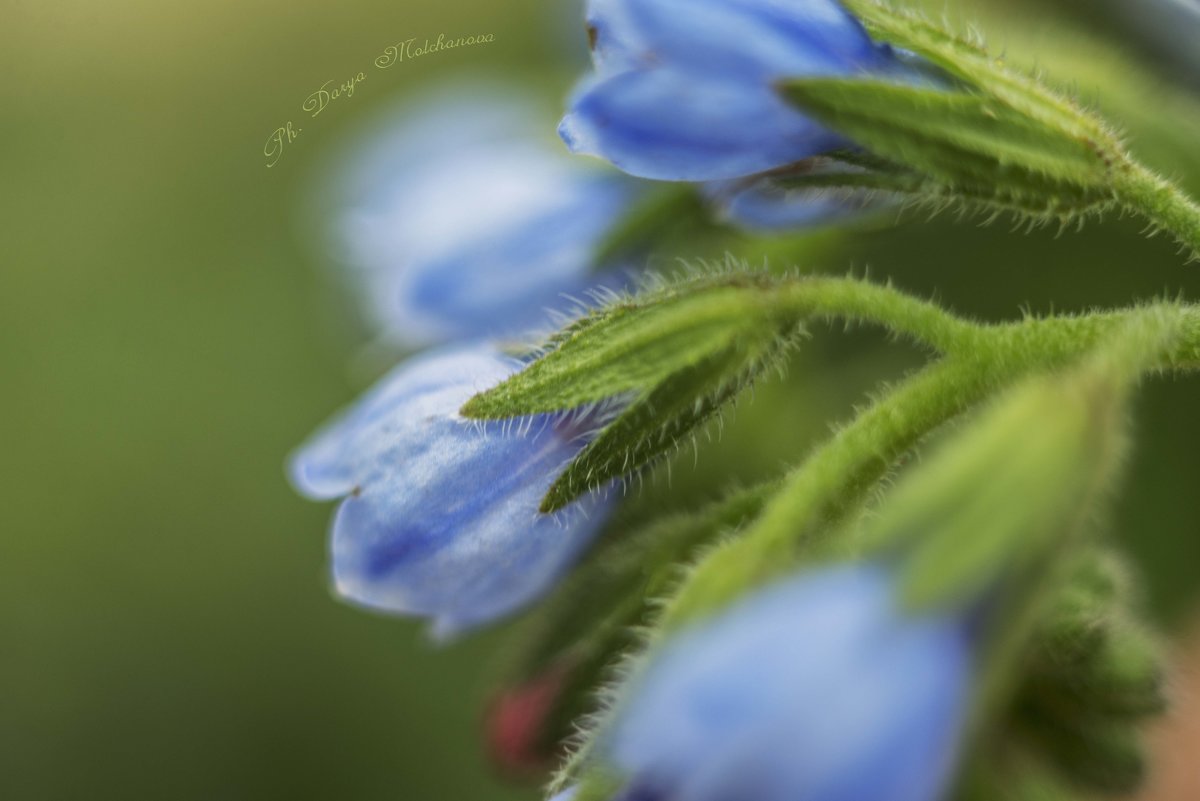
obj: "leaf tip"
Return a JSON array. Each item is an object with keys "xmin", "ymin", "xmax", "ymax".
[{"xmin": 459, "ymin": 392, "xmax": 496, "ymax": 419}]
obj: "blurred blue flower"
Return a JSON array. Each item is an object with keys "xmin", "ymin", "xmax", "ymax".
[
  {"xmin": 321, "ymin": 82, "xmax": 636, "ymax": 346},
  {"xmin": 592, "ymin": 564, "xmax": 971, "ymax": 801},
  {"xmin": 288, "ymin": 343, "xmax": 612, "ymax": 639},
  {"xmin": 560, "ymin": 0, "xmax": 914, "ymax": 182}
]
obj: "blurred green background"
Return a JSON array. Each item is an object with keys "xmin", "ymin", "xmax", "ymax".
[{"xmin": 2, "ymin": 1, "xmax": 1197, "ymax": 799}]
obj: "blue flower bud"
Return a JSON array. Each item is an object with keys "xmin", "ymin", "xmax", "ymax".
[
  {"xmin": 288, "ymin": 344, "xmax": 612, "ymax": 638},
  {"xmin": 595, "ymin": 564, "xmax": 971, "ymax": 801},
  {"xmin": 322, "ymin": 83, "xmax": 636, "ymax": 346},
  {"xmin": 703, "ymin": 180, "xmax": 861, "ymax": 231},
  {"xmin": 560, "ymin": 0, "xmax": 913, "ymax": 182}
]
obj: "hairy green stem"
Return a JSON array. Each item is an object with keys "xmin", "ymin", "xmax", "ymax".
[
  {"xmin": 774, "ymin": 276, "xmax": 975, "ymax": 353},
  {"xmin": 653, "ymin": 302, "xmax": 1199, "ymax": 630},
  {"xmin": 769, "ymin": 278, "xmax": 1200, "ymax": 366},
  {"xmin": 1115, "ymin": 161, "xmax": 1200, "ymax": 262},
  {"xmin": 658, "ymin": 359, "xmax": 990, "ymax": 629}
]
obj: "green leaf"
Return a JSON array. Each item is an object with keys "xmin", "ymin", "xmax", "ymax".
[
  {"xmin": 840, "ymin": 0, "xmax": 1117, "ymax": 149},
  {"xmin": 461, "ymin": 275, "xmax": 797, "ymax": 418},
  {"xmin": 775, "ymin": 1, "xmax": 1138, "ymax": 223},
  {"xmin": 779, "ymin": 78, "xmax": 1116, "ymax": 218},
  {"xmin": 825, "ymin": 0, "xmax": 1200, "ymax": 257},
  {"xmin": 790, "ymin": 80, "xmax": 1105, "ymax": 182},
  {"xmin": 540, "ymin": 337, "xmax": 795, "ymax": 512}
]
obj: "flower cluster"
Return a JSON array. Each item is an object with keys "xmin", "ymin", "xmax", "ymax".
[
  {"xmin": 291, "ymin": 0, "xmax": 897, "ymax": 636},
  {"xmin": 289, "ymin": 0, "xmax": 973, "ymax": 790},
  {"xmin": 288, "ymin": 0, "xmax": 1191, "ymax": 800}
]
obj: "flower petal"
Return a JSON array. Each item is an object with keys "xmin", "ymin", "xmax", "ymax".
[
  {"xmin": 288, "ymin": 346, "xmax": 514, "ymax": 499},
  {"xmin": 561, "ymin": 68, "xmax": 846, "ymax": 181},
  {"xmin": 585, "ymin": 0, "xmax": 652, "ymax": 74},
  {"xmin": 704, "ymin": 180, "xmax": 867, "ymax": 231},
  {"xmin": 289, "ymin": 344, "xmax": 615, "ymax": 636},
  {"xmin": 329, "ymin": 413, "xmax": 609, "ymax": 638},
  {"xmin": 594, "ymin": 0, "xmax": 889, "ymax": 81},
  {"xmin": 567, "ymin": 0, "xmax": 926, "ymax": 182},
  {"xmin": 604, "ymin": 565, "xmax": 971, "ymax": 801},
  {"xmin": 398, "ymin": 178, "xmax": 632, "ymax": 342}
]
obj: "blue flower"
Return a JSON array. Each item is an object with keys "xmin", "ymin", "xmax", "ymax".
[
  {"xmin": 322, "ymin": 82, "xmax": 636, "ymax": 346},
  {"xmin": 560, "ymin": 0, "xmax": 914, "ymax": 182},
  {"xmin": 589, "ymin": 564, "xmax": 971, "ymax": 801},
  {"xmin": 288, "ymin": 343, "xmax": 612, "ymax": 639}
]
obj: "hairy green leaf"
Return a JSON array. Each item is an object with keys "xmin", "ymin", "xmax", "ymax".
[
  {"xmin": 461, "ymin": 276, "xmax": 795, "ymax": 418},
  {"xmin": 540, "ymin": 338, "xmax": 795, "ymax": 512},
  {"xmin": 779, "ymin": 78, "xmax": 1116, "ymax": 217},
  {"xmin": 841, "ymin": 0, "xmax": 1117, "ymax": 149}
]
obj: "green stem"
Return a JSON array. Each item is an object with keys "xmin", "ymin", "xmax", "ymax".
[
  {"xmin": 658, "ymin": 360, "xmax": 989, "ymax": 629},
  {"xmin": 656, "ymin": 302, "xmax": 1200, "ymax": 630},
  {"xmin": 771, "ymin": 279, "xmax": 1200, "ymax": 366},
  {"xmin": 1114, "ymin": 160, "xmax": 1200, "ymax": 262},
  {"xmin": 774, "ymin": 276, "xmax": 975, "ymax": 354},
  {"xmin": 980, "ymin": 305, "xmax": 1200, "ymax": 373}
]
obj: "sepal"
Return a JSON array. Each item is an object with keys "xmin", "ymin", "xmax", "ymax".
[
  {"xmin": 778, "ymin": 0, "xmax": 1131, "ymax": 226},
  {"xmin": 462, "ymin": 274, "xmax": 806, "ymax": 511},
  {"xmin": 461, "ymin": 274, "xmax": 801, "ymax": 418},
  {"xmin": 540, "ymin": 340, "xmax": 793, "ymax": 512}
]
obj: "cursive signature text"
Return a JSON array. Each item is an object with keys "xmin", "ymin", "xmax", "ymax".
[
  {"xmin": 302, "ymin": 72, "xmax": 368, "ymax": 118},
  {"xmin": 264, "ymin": 31, "xmax": 495, "ymax": 167},
  {"xmin": 375, "ymin": 33, "xmax": 496, "ymax": 68}
]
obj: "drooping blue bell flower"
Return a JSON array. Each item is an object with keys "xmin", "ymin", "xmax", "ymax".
[
  {"xmin": 320, "ymin": 82, "xmax": 636, "ymax": 346},
  {"xmin": 560, "ymin": 0, "xmax": 917, "ymax": 182},
  {"xmin": 288, "ymin": 343, "xmax": 613, "ymax": 639},
  {"xmin": 587, "ymin": 563, "xmax": 972, "ymax": 801}
]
